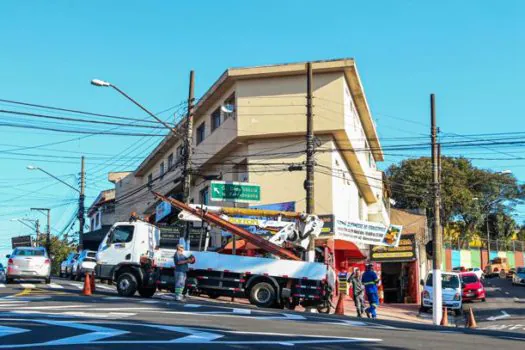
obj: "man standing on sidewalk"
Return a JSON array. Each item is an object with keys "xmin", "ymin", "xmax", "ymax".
[
  {"xmin": 349, "ymin": 267, "xmax": 365, "ymax": 317},
  {"xmin": 362, "ymin": 263, "xmax": 380, "ymax": 319},
  {"xmin": 173, "ymin": 244, "xmax": 194, "ymax": 301}
]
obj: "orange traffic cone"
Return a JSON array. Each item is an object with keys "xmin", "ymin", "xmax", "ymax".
[
  {"xmin": 467, "ymin": 307, "xmax": 477, "ymax": 328},
  {"xmin": 83, "ymin": 272, "xmax": 92, "ymax": 296},
  {"xmin": 90, "ymin": 272, "xmax": 96, "ymax": 293},
  {"xmin": 440, "ymin": 307, "xmax": 448, "ymax": 326},
  {"xmin": 378, "ymin": 284, "xmax": 384, "ymax": 304},
  {"xmin": 335, "ymin": 293, "xmax": 345, "ymax": 315}
]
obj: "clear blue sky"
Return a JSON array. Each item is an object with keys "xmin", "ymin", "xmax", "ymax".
[{"xmin": 0, "ymin": 1, "xmax": 524, "ymax": 262}]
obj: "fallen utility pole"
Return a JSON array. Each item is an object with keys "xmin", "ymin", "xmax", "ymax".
[
  {"xmin": 431, "ymin": 93, "xmax": 443, "ymax": 325},
  {"xmin": 305, "ymin": 62, "xmax": 315, "ymax": 262},
  {"xmin": 79, "ymin": 156, "xmax": 85, "ymax": 250},
  {"xmin": 182, "ymin": 70, "xmax": 195, "ymax": 248},
  {"xmin": 152, "ymin": 191, "xmax": 301, "ymax": 261}
]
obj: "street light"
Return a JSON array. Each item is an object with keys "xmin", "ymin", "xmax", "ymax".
[
  {"xmin": 27, "ymin": 165, "xmax": 80, "ymax": 193},
  {"xmin": 90, "ymin": 78, "xmax": 179, "ymax": 134}
]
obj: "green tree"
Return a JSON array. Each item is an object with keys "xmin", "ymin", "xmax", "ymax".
[
  {"xmin": 386, "ymin": 157, "xmax": 524, "ymax": 240},
  {"xmin": 35, "ymin": 236, "xmax": 76, "ymax": 275}
]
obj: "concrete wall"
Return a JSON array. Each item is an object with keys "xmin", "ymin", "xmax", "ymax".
[{"xmin": 442, "ymin": 248, "xmax": 525, "ymax": 270}]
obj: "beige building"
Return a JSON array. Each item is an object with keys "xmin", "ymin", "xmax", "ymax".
[{"xmin": 109, "ymin": 59, "xmax": 389, "ymax": 248}]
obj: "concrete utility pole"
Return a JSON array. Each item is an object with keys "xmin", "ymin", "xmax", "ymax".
[
  {"xmin": 79, "ymin": 156, "xmax": 85, "ymax": 250},
  {"xmin": 31, "ymin": 208, "xmax": 50, "ymax": 255},
  {"xmin": 305, "ymin": 62, "xmax": 315, "ymax": 262},
  {"xmin": 431, "ymin": 93, "xmax": 443, "ymax": 325},
  {"xmin": 182, "ymin": 71, "xmax": 195, "ymax": 248},
  {"xmin": 35, "ymin": 219, "xmax": 40, "ymax": 246}
]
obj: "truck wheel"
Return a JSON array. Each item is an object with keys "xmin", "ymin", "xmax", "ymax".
[
  {"xmin": 45, "ymin": 277, "xmax": 51, "ymax": 284},
  {"xmin": 116, "ymin": 272, "xmax": 138, "ymax": 297},
  {"xmin": 138, "ymin": 287, "xmax": 156, "ymax": 298},
  {"xmin": 249, "ymin": 282, "xmax": 276, "ymax": 308}
]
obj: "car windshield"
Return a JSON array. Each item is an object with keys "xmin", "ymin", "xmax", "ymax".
[
  {"xmin": 426, "ymin": 274, "xmax": 460, "ymax": 288},
  {"xmin": 14, "ymin": 249, "xmax": 45, "ymax": 256},
  {"xmin": 87, "ymin": 252, "xmax": 96, "ymax": 258},
  {"xmin": 461, "ymin": 275, "xmax": 478, "ymax": 284}
]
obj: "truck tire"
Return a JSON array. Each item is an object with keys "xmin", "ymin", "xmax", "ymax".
[
  {"xmin": 116, "ymin": 272, "xmax": 138, "ymax": 297},
  {"xmin": 138, "ymin": 287, "xmax": 156, "ymax": 298},
  {"xmin": 249, "ymin": 282, "xmax": 276, "ymax": 308}
]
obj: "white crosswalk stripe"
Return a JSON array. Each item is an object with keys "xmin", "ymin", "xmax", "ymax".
[
  {"xmin": 68, "ymin": 283, "xmax": 84, "ymax": 290},
  {"xmin": 47, "ymin": 283, "xmax": 64, "ymax": 289},
  {"xmin": 95, "ymin": 284, "xmax": 114, "ymax": 290},
  {"xmin": 19, "ymin": 284, "xmax": 35, "ymax": 289},
  {"xmin": 0, "ymin": 284, "xmax": 5, "ymax": 288}
]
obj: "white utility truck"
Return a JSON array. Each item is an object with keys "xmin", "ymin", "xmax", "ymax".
[{"xmin": 95, "ymin": 219, "xmax": 335, "ymax": 311}]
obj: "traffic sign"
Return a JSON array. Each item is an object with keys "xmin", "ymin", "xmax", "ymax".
[{"xmin": 210, "ymin": 181, "xmax": 260, "ymax": 203}]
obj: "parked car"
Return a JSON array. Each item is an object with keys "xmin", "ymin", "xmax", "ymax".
[
  {"xmin": 72, "ymin": 250, "xmax": 97, "ymax": 280},
  {"xmin": 512, "ymin": 267, "xmax": 525, "ymax": 286},
  {"xmin": 460, "ymin": 272, "xmax": 486, "ymax": 302},
  {"xmin": 506, "ymin": 268, "xmax": 516, "ymax": 280},
  {"xmin": 65, "ymin": 253, "xmax": 79, "ymax": 279},
  {"xmin": 466, "ymin": 267, "xmax": 484, "ymax": 281},
  {"xmin": 420, "ymin": 272, "xmax": 463, "ymax": 316},
  {"xmin": 60, "ymin": 252, "xmax": 76, "ymax": 278},
  {"xmin": 484, "ymin": 257, "xmax": 509, "ymax": 278},
  {"xmin": 0, "ymin": 263, "xmax": 5, "ymax": 282},
  {"xmin": 5, "ymin": 247, "xmax": 51, "ymax": 284}
]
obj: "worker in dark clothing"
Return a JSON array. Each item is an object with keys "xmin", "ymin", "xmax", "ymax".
[
  {"xmin": 361, "ymin": 263, "xmax": 380, "ymax": 319},
  {"xmin": 349, "ymin": 267, "xmax": 365, "ymax": 317}
]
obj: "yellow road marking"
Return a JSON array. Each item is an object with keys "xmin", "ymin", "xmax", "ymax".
[{"xmin": 14, "ymin": 288, "xmax": 32, "ymax": 297}]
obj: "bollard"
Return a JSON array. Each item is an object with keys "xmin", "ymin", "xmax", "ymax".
[
  {"xmin": 334, "ymin": 293, "xmax": 345, "ymax": 315},
  {"xmin": 440, "ymin": 307, "xmax": 448, "ymax": 326},
  {"xmin": 83, "ymin": 272, "xmax": 92, "ymax": 296}
]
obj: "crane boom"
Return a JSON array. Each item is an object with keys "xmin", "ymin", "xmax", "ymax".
[{"xmin": 152, "ymin": 191, "xmax": 301, "ymax": 261}]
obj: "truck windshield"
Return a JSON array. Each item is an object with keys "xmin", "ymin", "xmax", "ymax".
[{"xmin": 426, "ymin": 274, "xmax": 460, "ymax": 288}]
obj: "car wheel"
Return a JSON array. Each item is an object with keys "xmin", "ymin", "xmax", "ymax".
[
  {"xmin": 482, "ymin": 298, "xmax": 486, "ymax": 302},
  {"xmin": 45, "ymin": 277, "xmax": 51, "ymax": 284},
  {"xmin": 249, "ymin": 282, "xmax": 276, "ymax": 308},
  {"xmin": 116, "ymin": 272, "xmax": 138, "ymax": 297}
]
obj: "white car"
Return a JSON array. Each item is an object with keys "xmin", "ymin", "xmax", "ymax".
[
  {"xmin": 5, "ymin": 247, "xmax": 51, "ymax": 284},
  {"xmin": 72, "ymin": 250, "xmax": 97, "ymax": 280},
  {"xmin": 60, "ymin": 252, "xmax": 76, "ymax": 278},
  {"xmin": 512, "ymin": 267, "xmax": 525, "ymax": 286},
  {"xmin": 467, "ymin": 267, "xmax": 484, "ymax": 281},
  {"xmin": 420, "ymin": 272, "xmax": 463, "ymax": 316}
]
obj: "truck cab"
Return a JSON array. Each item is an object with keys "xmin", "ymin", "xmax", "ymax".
[{"xmin": 95, "ymin": 220, "xmax": 160, "ymax": 297}]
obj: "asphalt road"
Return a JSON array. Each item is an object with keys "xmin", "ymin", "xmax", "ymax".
[{"xmin": 0, "ymin": 277, "xmax": 524, "ymax": 349}]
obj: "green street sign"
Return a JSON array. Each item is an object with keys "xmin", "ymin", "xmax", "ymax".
[{"xmin": 210, "ymin": 181, "xmax": 261, "ymax": 203}]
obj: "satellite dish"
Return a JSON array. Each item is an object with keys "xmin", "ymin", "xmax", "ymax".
[{"xmin": 221, "ymin": 104, "xmax": 234, "ymax": 114}]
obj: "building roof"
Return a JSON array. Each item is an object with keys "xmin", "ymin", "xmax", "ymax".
[
  {"xmin": 87, "ymin": 189, "xmax": 115, "ymax": 216},
  {"xmin": 134, "ymin": 58, "xmax": 383, "ymax": 176}
]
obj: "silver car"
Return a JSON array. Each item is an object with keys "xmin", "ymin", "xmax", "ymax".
[
  {"xmin": 72, "ymin": 250, "xmax": 97, "ymax": 280},
  {"xmin": 60, "ymin": 252, "xmax": 76, "ymax": 278},
  {"xmin": 6, "ymin": 247, "xmax": 51, "ymax": 284}
]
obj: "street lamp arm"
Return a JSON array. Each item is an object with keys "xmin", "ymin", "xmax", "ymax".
[
  {"xmin": 36, "ymin": 168, "xmax": 80, "ymax": 193},
  {"xmin": 109, "ymin": 84, "xmax": 180, "ymax": 135}
]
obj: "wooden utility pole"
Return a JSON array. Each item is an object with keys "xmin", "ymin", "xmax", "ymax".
[
  {"xmin": 305, "ymin": 62, "xmax": 315, "ymax": 262},
  {"xmin": 431, "ymin": 94, "xmax": 443, "ymax": 325},
  {"xmin": 78, "ymin": 156, "xmax": 85, "ymax": 250},
  {"xmin": 182, "ymin": 71, "xmax": 195, "ymax": 248}
]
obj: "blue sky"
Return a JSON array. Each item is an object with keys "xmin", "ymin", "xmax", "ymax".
[{"xmin": 0, "ymin": 1, "xmax": 524, "ymax": 262}]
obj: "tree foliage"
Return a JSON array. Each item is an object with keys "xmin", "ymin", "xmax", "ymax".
[
  {"xmin": 386, "ymin": 157, "xmax": 524, "ymax": 240},
  {"xmin": 36, "ymin": 236, "xmax": 76, "ymax": 275}
]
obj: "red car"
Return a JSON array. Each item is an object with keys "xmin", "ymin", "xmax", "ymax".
[{"xmin": 460, "ymin": 272, "xmax": 486, "ymax": 302}]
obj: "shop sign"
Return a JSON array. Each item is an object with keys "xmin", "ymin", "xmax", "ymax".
[
  {"xmin": 11, "ymin": 235, "xmax": 32, "ymax": 249},
  {"xmin": 210, "ymin": 181, "xmax": 260, "ymax": 203},
  {"xmin": 371, "ymin": 235, "xmax": 416, "ymax": 262},
  {"xmin": 334, "ymin": 219, "xmax": 403, "ymax": 247},
  {"xmin": 318, "ymin": 215, "xmax": 335, "ymax": 235},
  {"xmin": 155, "ymin": 200, "xmax": 172, "ymax": 222}
]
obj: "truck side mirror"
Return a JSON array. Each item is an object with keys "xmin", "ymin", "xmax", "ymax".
[{"xmin": 420, "ymin": 279, "xmax": 424, "ymax": 286}]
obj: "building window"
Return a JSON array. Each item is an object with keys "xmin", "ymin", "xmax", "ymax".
[
  {"xmin": 211, "ymin": 108, "xmax": 221, "ymax": 131},
  {"xmin": 223, "ymin": 93, "xmax": 236, "ymax": 119},
  {"xmin": 200, "ymin": 186, "xmax": 209, "ymax": 205},
  {"xmin": 177, "ymin": 145, "xmax": 184, "ymax": 163},
  {"xmin": 90, "ymin": 218, "xmax": 95, "ymax": 230},
  {"xmin": 148, "ymin": 173, "xmax": 153, "ymax": 184},
  {"xmin": 196, "ymin": 122, "xmax": 206, "ymax": 145},
  {"xmin": 168, "ymin": 153, "xmax": 173, "ymax": 169},
  {"xmin": 160, "ymin": 162, "xmax": 165, "ymax": 177}
]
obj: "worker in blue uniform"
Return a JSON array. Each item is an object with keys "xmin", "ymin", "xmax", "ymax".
[{"xmin": 361, "ymin": 263, "xmax": 380, "ymax": 319}]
